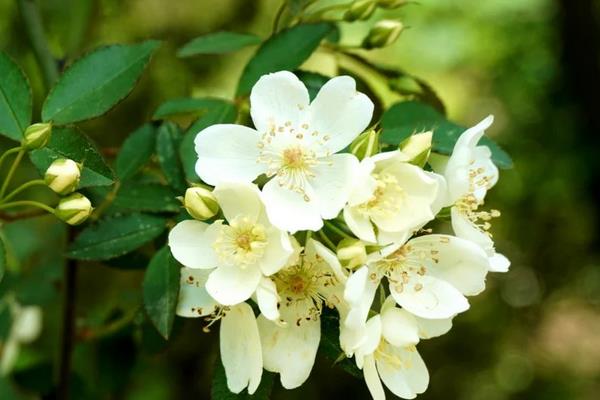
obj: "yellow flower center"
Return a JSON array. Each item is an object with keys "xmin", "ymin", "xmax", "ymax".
[
  {"xmin": 357, "ymin": 172, "xmax": 405, "ymax": 218},
  {"xmin": 213, "ymin": 216, "xmax": 268, "ymax": 267}
]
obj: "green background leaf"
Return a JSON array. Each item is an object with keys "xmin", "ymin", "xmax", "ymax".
[
  {"xmin": 29, "ymin": 127, "xmax": 115, "ymax": 188},
  {"xmin": 0, "ymin": 51, "xmax": 32, "ymax": 141},
  {"xmin": 142, "ymin": 246, "xmax": 179, "ymax": 339},
  {"xmin": 42, "ymin": 40, "xmax": 160, "ymax": 124},
  {"xmin": 67, "ymin": 213, "xmax": 166, "ymax": 260},
  {"xmin": 236, "ymin": 23, "xmax": 332, "ymax": 96},
  {"xmin": 156, "ymin": 122, "xmax": 186, "ymax": 191},
  {"xmin": 153, "ymin": 97, "xmax": 235, "ymax": 120},
  {"xmin": 177, "ymin": 31, "xmax": 261, "ymax": 57},
  {"xmin": 115, "ymin": 124, "xmax": 157, "ymax": 181},
  {"xmin": 87, "ymin": 183, "xmax": 180, "ymax": 214}
]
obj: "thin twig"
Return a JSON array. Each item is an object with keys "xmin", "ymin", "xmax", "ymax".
[
  {"xmin": 58, "ymin": 228, "xmax": 77, "ymax": 400},
  {"xmin": 0, "ymin": 149, "xmax": 25, "ymax": 198}
]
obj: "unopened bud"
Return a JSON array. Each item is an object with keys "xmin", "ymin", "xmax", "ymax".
[
  {"xmin": 337, "ymin": 238, "xmax": 367, "ymax": 269},
  {"xmin": 363, "ymin": 20, "xmax": 404, "ymax": 49},
  {"xmin": 44, "ymin": 158, "xmax": 81, "ymax": 195},
  {"xmin": 377, "ymin": 0, "xmax": 408, "ymax": 9},
  {"xmin": 182, "ymin": 186, "xmax": 219, "ymax": 220},
  {"xmin": 344, "ymin": 0, "xmax": 377, "ymax": 22},
  {"xmin": 22, "ymin": 123, "xmax": 52, "ymax": 150},
  {"xmin": 400, "ymin": 131, "xmax": 432, "ymax": 167},
  {"xmin": 350, "ymin": 129, "xmax": 380, "ymax": 160},
  {"xmin": 55, "ymin": 193, "xmax": 92, "ymax": 225}
]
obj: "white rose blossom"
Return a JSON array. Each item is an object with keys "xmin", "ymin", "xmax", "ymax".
[
  {"xmin": 430, "ymin": 116, "xmax": 511, "ymax": 272},
  {"xmin": 194, "ymin": 71, "xmax": 374, "ymax": 233}
]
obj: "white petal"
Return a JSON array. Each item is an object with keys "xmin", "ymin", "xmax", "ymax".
[
  {"xmin": 256, "ymin": 277, "xmax": 280, "ymax": 321},
  {"xmin": 311, "ymin": 238, "xmax": 347, "ymax": 283},
  {"xmin": 309, "ymin": 76, "xmax": 374, "ymax": 154},
  {"xmin": 257, "ymin": 315, "xmax": 320, "ymax": 389},
  {"xmin": 416, "ymin": 317, "xmax": 453, "ymax": 339},
  {"xmin": 454, "ymin": 115, "xmax": 494, "ymax": 151},
  {"xmin": 409, "ymin": 233, "xmax": 489, "ymax": 296},
  {"xmin": 344, "ymin": 265, "xmax": 369, "ymax": 305},
  {"xmin": 489, "ymin": 253, "xmax": 511, "ymax": 273},
  {"xmin": 259, "ymin": 228, "xmax": 293, "ymax": 276},
  {"xmin": 451, "ymin": 207, "xmax": 495, "ymax": 256},
  {"xmin": 381, "ymin": 307, "xmax": 420, "ymax": 347},
  {"xmin": 347, "ymin": 157, "xmax": 377, "ymax": 206},
  {"xmin": 176, "ymin": 268, "xmax": 219, "ymax": 317},
  {"xmin": 377, "ymin": 346, "xmax": 429, "ymax": 398},
  {"xmin": 261, "ymin": 179, "xmax": 322, "ymax": 233},
  {"xmin": 168, "ymin": 220, "xmax": 220, "ymax": 269},
  {"xmin": 312, "ymin": 153, "xmax": 359, "ymax": 219},
  {"xmin": 355, "ymin": 315, "xmax": 382, "ymax": 367},
  {"xmin": 426, "ymin": 171, "xmax": 451, "ymax": 213},
  {"xmin": 390, "ymin": 274, "xmax": 469, "ymax": 319},
  {"xmin": 206, "ymin": 264, "xmax": 262, "ymax": 306},
  {"xmin": 250, "ymin": 71, "xmax": 310, "ymax": 133},
  {"xmin": 213, "ymin": 182, "xmax": 264, "ymax": 223},
  {"xmin": 194, "ymin": 124, "xmax": 265, "ymax": 185},
  {"xmin": 363, "ymin": 355, "xmax": 386, "ymax": 400},
  {"xmin": 220, "ymin": 303, "xmax": 263, "ymax": 394},
  {"xmin": 344, "ymin": 206, "xmax": 376, "ymax": 244}
]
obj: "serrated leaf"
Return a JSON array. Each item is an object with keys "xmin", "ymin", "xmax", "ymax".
[
  {"xmin": 153, "ymin": 97, "xmax": 234, "ymax": 120},
  {"xmin": 42, "ymin": 40, "xmax": 160, "ymax": 124},
  {"xmin": 236, "ymin": 23, "xmax": 333, "ymax": 96},
  {"xmin": 178, "ymin": 31, "xmax": 261, "ymax": 57},
  {"xmin": 0, "ymin": 51, "xmax": 32, "ymax": 141},
  {"xmin": 115, "ymin": 124, "xmax": 157, "ymax": 181},
  {"xmin": 29, "ymin": 126, "xmax": 114, "ymax": 188},
  {"xmin": 142, "ymin": 247, "xmax": 179, "ymax": 339},
  {"xmin": 156, "ymin": 122, "xmax": 186, "ymax": 191},
  {"xmin": 180, "ymin": 100, "xmax": 237, "ymax": 182},
  {"xmin": 211, "ymin": 356, "xmax": 274, "ymax": 399},
  {"xmin": 88, "ymin": 183, "xmax": 180, "ymax": 213},
  {"xmin": 67, "ymin": 213, "xmax": 166, "ymax": 261},
  {"xmin": 381, "ymin": 101, "xmax": 513, "ymax": 169}
]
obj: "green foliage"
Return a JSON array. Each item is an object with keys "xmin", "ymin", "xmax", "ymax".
[
  {"xmin": 381, "ymin": 101, "xmax": 513, "ymax": 168},
  {"xmin": 153, "ymin": 97, "xmax": 235, "ymax": 120},
  {"xmin": 318, "ymin": 311, "xmax": 362, "ymax": 378},
  {"xmin": 0, "ymin": 235, "xmax": 6, "ymax": 285},
  {"xmin": 29, "ymin": 127, "xmax": 114, "ymax": 188},
  {"xmin": 0, "ymin": 51, "xmax": 31, "ymax": 141},
  {"xmin": 156, "ymin": 122, "xmax": 187, "ymax": 191},
  {"xmin": 211, "ymin": 358, "xmax": 275, "ymax": 399},
  {"xmin": 142, "ymin": 247, "xmax": 180, "ymax": 339},
  {"xmin": 67, "ymin": 213, "xmax": 166, "ymax": 261},
  {"xmin": 41, "ymin": 41, "xmax": 160, "ymax": 125},
  {"xmin": 88, "ymin": 183, "xmax": 180, "ymax": 214},
  {"xmin": 114, "ymin": 124, "xmax": 157, "ymax": 181},
  {"xmin": 177, "ymin": 32, "xmax": 262, "ymax": 57},
  {"xmin": 236, "ymin": 23, "xmax": 333, "ymax": 95}
]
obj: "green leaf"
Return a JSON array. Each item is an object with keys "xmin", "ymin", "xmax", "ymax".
[
  {"xmin": 0, "ymin": 234, "xmax": 5, "ymax": 284},
  {"xmin": 319, "ymin": 311, "xmax": 362, "ymax": 378},
  {"xmin": 115, "ymin": 124, "xmax": 157, "ymax": 181},
  {"xmin": 142, "ymin": 247, "xmax": 179, "ymax": 339},
  {"xmin": 67, "ymin": 213, "xmax": 166, "ymax": 261},
  {"xmin": 87, "ymin": 183, "xmax": 180, "ymax": 213},
  {"xmin": 42, "ymin": 40, "xmax": 160, "ymax": 124},
  {"xmin": 177, "ymin": 32, "xmax": 261, "ymax": 57},
  {"xmin": 153, "ymin": 97, "xmax": 234, "ymax": 120},
  {"xmin": 180, "ymin": 100, "xmax": 237, "ymax": 182},
  {"xmin": 297, "ymin": 70, "xmax": 329, "ymax": 101},
  {"xmin": 0, "ymin": 51, "xmax": 32, "ymax": 141},
  {"xmin": 211, "ymin": 356, "xmax": 274, "ymax": 399},
  {"xmin": 381, "ymin": 101, "xmax": 513, "ymax": 169},
  {"xmin": 236, "ymin": 23, "xmax": 333, "ymax": 96},
  {"xmin": 29, "ymin": 127, "xmax": 115, "ymax": 188},
  {"xmin": 156, "ymin": 122, "xmax": 186, "ymax": 191}
]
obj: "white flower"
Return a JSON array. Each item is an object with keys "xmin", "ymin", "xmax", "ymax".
[
  {"xmin": 344, "ymin": 151, "xmax": 439, "ymax": 244},
  {"xmin": 256, "ymin": 239, "xmax": 347, "ymax": 389},
  {"xmin": 1, "ymin": 303, "xmax": 42, "ymax": 375},
  {"xmin": 430, "ymin": 116, "xmax": 510, "ymax": 272},
  {"xmin": 194, "ymin": 71, "xmax": 374, "ymax": 233},
  {"xmin": 168, "ymin": 182, "xmax": 293, "ymax": 306},
  {"xmin": 346, "ymin": 234, "xmax": 489, "ymax": 320}
]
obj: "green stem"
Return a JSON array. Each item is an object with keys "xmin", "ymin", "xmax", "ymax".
[
  {"xmin": 0, "ymin": 200, "xmax": 55, "ymax": 214},
  {"xmin": 317, "ymin": 230, "xmax": 336, "ymax": 251},
  {"xmin": 16, "ymin": 0, "xmax": 59, "ymax": 89},
  {"xmin": 90, "ymin": 181, "xmax": 121, "ymax": 221},
  {"xmin": 1, "ymin": 179, "xmax": 47, "ymax": 204},
  {"xmin": 0, "ymin": 149, "xmax": 25, "ymax": 198},
  {"xmin": 324, "ymin": 220, "xmax": 353, "ymax": 239},
  {"xmin": 272, "ymin": 1, "xmax": 287, "ymax": 33},
  {"xmin": 0, "ymin": 147, "xmax": 22, "ymax": 171}
]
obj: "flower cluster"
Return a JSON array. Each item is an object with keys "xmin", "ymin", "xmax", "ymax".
[{"xmin": 168, "ymin": 71, "xmax": 509, "ymax": 398}]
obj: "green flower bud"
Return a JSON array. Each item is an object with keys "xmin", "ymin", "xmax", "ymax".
[
  {"xmin": 182, "ymin": 186, "xmax": 219, "ymax": 220},
  {"xmin": 55, "ymin": 193, "xmax": 92, "ymax": 225},
  {"xmin": 44, "ymin": 158, "xmax": 81, "ymax": 195},
  {"xmin": 350, "ymin": 129, "xmax": 380, "ymax": 160},
  {"xmin": 363, "ymin": 20, "xmax": 405, "ymax": 49},
  {"xmin": 399, "ymin": 131, "xmax": 432, "ymax": 167},
  {"xmin": 377, "ymin": 0, "xmax": 408, "ymax": 9},
  {"xmin": 337, "ymin": 238, "xmax": 367, "ymax": 270},
  {"xmin": 344, "ymin": 0, "xmax": 377, "ymax": 22},
  {"xmin": 22, "ymin": 123, "xmax": 52, "ymax": 150}
]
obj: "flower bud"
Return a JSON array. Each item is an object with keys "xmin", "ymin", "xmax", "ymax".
[
  {"xmin": 44, "ymin": 158, "xmax": 81, "ymax": 195},
  {"xmin": 363, "ymin": 20, "xmax": 404, "ymax": 49},
  {"xmin": 344, "ymin": 0, "xmax": 377, "ymax": 22},
  {"xmin": 377, "ymin": 0, "xmax": 408, "ymax": 9},
  {"xmin": 182, "ymin": 186, "xmax": 219, "ymax": 220},
  {"xmin": 400, "ymin": 131, "xmax": 432, "ymax": 167},
  {"xmin": 337, "ymin": 238, "xmax": 367, "ymax": 269},
  {"xmin": 22, "ymin": 123, "xmax": 52, "ymax": 150},
  {"xmin": 350, "ymin": 129, "xmax": 380, "ymax": 160},
  {"xmin": 55, "ymin": 193, "xmax": 92, "ymax": 225}
]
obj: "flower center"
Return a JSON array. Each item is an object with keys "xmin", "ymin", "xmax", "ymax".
[
  {"xmin": 357, "ymin": 172, "xmax": 405, "ymax": 217},
  {"xmin": 213, "ymin": 216, "xmax": 268, "ymax": 267},
  {"xmin": 455, "ymin": 194, "xmax": 500, "ymax": 236},
  {"xmin": 374, "ymin": 341, "xmax": 416, "ymax": 369},
  {"xmin": 373, "ymin": 243, "xmax": 436, "ymax": 294}
]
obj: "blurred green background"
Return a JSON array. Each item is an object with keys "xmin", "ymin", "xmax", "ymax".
[{"xmin": 1, "ymin": 0, "xmax": 599, "ymax": 399}]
